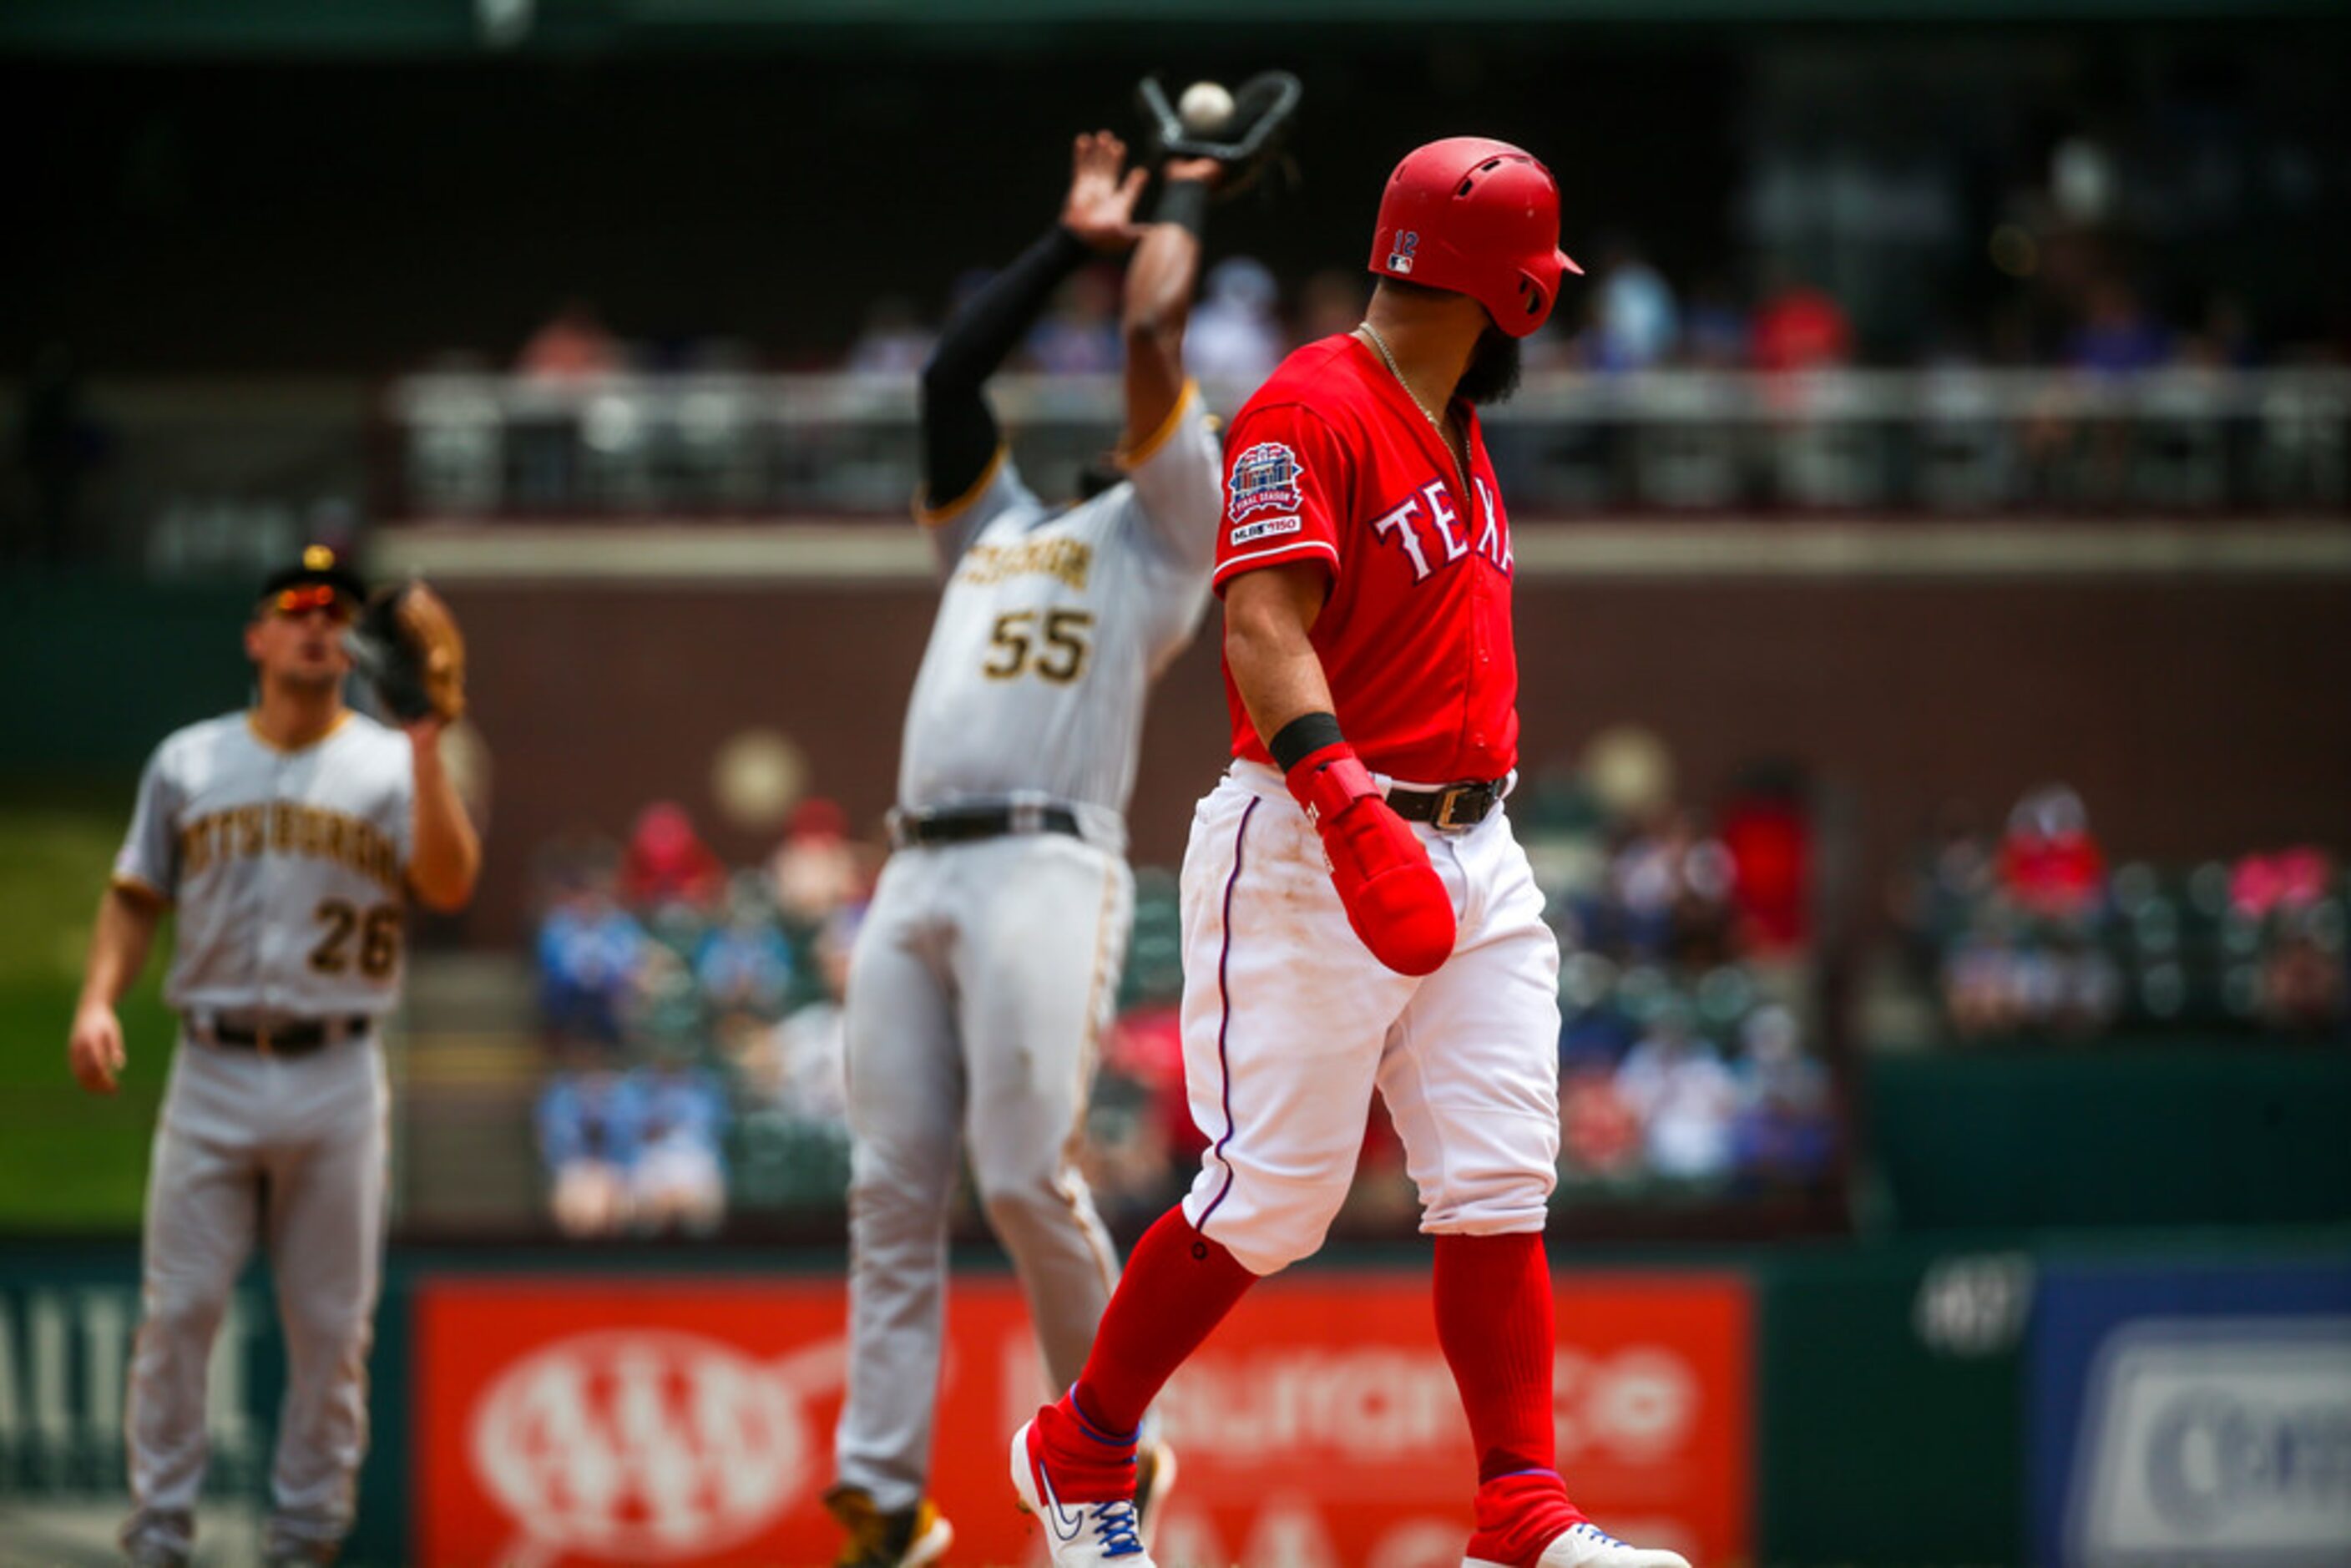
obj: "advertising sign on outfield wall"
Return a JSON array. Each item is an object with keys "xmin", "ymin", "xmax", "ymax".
[
  {"xmin": 2030, "ymin": 1260, "xmax": 2351, "ymax": 1567},
  {"xmin": 0, "ymin": 1258, "xmax": 279, "ymax": 1560},
  {"xmin": 415, "ymin": 1272, "xmax": 1751, "ymax": 1567}
]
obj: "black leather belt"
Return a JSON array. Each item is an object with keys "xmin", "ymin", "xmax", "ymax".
[
  {"xmin": 889, "ymin": 804, "xmax": 1084, "ymax": 850},
  {"xmin": 1387, "ymin": 778, "xmax": 1507, "ymax": 829},
  {"xmin": 194, "ymin": 1014, "xmax": 372, "ymax": 1057}
]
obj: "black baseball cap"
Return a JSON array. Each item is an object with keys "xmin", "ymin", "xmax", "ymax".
[{"xmin": 256, "ymin": 544, "xmax": 367, "ymax": 607}]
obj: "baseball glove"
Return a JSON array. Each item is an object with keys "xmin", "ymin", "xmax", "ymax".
[
  {"xmin": 346, "ymin": 580, "xmax": 466, "ymax": 725},
  {"xmin": 1136, "ymin": 71, "xmax": 1303, "ymax": 201}
]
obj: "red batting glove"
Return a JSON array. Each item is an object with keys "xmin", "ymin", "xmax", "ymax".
[{"xmin": 1283, "ymin": 742, "xmax": 1458, "ymax": 976}]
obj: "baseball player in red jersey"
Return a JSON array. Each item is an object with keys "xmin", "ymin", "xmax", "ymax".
[{"xmin": 1008, "ymin": 139, "xmax": 1694, "ymax": 1568}]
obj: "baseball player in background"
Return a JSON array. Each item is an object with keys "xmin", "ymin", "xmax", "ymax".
[
  {"xmin": 1010, "ymin": 141, "xmax": 1696, "ymax": 1568},
  {"xmin": 823, "ymin": 131, "xmax": 1226, "ymax": 1568},
  {"xmin": 68, "ymin": 547, "xmax": 481, "ymax": 1567}
]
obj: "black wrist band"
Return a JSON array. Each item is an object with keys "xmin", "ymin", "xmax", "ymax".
[
  {"xmin": 1151, "ymin": 178, "xmax": 1211, "ymax": 239},
  {"xmin": 1268, "ymin": 711, "xmax": 1345, "ymax": 773},
  {"xmin": 1044, "ymin": 225, "xmax": 1097, "ymax": 266}
]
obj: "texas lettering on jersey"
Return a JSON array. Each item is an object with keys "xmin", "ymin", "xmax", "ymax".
[{"xmin": 1368, "ymin": 474, "xmax": 1512, "ymax": 582}]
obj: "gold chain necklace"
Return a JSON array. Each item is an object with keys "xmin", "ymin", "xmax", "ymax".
[{"xmin": 1358, "ymin": 322, "xmax": 1469, "ymax": 493}]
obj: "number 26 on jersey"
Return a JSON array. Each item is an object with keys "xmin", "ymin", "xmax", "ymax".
[
  {"xmin": 983, "ymin": 609, "xmax": 1093, "ymax": 684},
  {"xmin": 311, "ymin": 898, "xmax": 402, "ymax": 979}
]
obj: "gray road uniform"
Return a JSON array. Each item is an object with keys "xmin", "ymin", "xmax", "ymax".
[
  {"xmin": 835, "ymin": 386, "xmax": 1221, "ymax": 1510},
  {"xmin": 111, "ymin": 710, "xmax": 415, "ymax": 1563}
]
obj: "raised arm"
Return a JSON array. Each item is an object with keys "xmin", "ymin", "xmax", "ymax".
[
  {"xmin": 407, "ymin": 721, "xmax": 482, "ymax": 914},
  {"xmin": 919, "ymin": 131, "xmax": 1146, "ymax": 512},
  {"xmin": 1119, "ymin": 157, "xmax": 1221, "ymax": 453}
]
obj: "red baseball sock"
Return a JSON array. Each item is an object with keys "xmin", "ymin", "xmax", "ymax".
[
  {"xmin": 1026, "ymin": 1401, "xmax": 1144, "ymax": 1504},
  {"xmin": 1465, "ymin": 1469, "xmax": 1591, "ymax": 1566},
  {"xmin": 1433, "ymin": 1232, "xmax": 1556, "ymax": 1482},
  {"xmin": 1067, "ymin": 1206, "xmax": 1257, "ymax": 1435}
]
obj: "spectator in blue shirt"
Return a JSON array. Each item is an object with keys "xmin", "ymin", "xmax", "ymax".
[
  {"xmin": 538, "ymin": 875, "xmax": 647, "ymax": 1044},
  {"xmin": 694, "ymin": 888, "xmax": 796, "ymax": 1019},
  {"xmin": 536, "ymin": 1063, "xmax": 646, "ymax": 1237},
  {"xmin": 2065, "ymin": 280, "xmax": 2172, "ymax": 376},
  {"xmin": 631, "ymin": 1054, "xmax": 731, "ymax": 1235}
]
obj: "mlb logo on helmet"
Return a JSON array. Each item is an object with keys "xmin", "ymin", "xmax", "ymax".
[
  {"xmin": 1388, "ymin": 230, "xmax": 1419, "ymax": 274},
  {"xmin": 1228, "ymin": 440, "xmax": 1306, "ymax": 522}
]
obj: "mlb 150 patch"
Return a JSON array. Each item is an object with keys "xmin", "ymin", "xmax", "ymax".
[
  {"xmin": 1230, "ymin": 515, "xmax": 1303, "ymax": 546},
  {"xmin": 1228, "ymin": 442, "xmax": 1306, "ymax": 522}
]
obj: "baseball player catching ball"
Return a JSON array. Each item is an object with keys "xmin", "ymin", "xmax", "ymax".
[
  {"xmin": 823, "ymin": 129, "xmax": 1236, "ymax": 1567},
  {"xmin": 1010, "ymin": 140, "xmax": 1696, "ymax": 1568},
  {"xmin": 68, "ymin": 548, "xmax": 479, "ymax": 1567}
]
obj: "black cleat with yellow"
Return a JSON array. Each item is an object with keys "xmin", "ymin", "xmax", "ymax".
[{"xmin": 824, "ymin": 1483, "xmax": 954, "ymax": 1568}]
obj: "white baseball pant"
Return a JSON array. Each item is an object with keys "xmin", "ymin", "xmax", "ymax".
[{"xmin": 1177, "ymin": 762, "xmax": 1562, "ymax": 1277}]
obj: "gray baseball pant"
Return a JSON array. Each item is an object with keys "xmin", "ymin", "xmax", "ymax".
[
  {"xmin": 833, "ymin": 832, "xmax": 1133, "ymax": 1510},
  {"xmin": 121, "ymin": 1033, "xmax": 388, "ymax": 1562}
]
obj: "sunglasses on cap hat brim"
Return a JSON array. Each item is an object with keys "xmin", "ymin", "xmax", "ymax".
[{"xmin": 265, "ymin": 584, "xmax": 356, "ymax": 623}]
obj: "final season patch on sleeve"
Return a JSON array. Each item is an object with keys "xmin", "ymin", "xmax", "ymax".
[{"xmin": 1227, "ymin": 441, "xmax": 1305, "ymax": 523}]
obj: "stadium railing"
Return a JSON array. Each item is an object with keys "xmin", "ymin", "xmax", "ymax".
[{"xmin": 386, "ymin": 367, "xmax": 2351, "ymax": 518}]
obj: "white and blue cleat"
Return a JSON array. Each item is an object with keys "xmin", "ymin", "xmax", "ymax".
[
  {"xmin": 1466, "ymin": 1520, "xmax": 1695, "ymax": 1568},
  {"xmin": 1011, "ymin": 1418, "xmax": 1156, "ymax": 1565}
]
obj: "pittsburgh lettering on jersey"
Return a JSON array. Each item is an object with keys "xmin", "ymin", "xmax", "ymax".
[
  {"xmin": 1228, "ymin": 441, "xmax": 1305, "ymax": 522},
  {"xmin": 1370, "ymin": 476, "xmax": 1512, "ymax": 583},
  {"xmin": 955, "ymin": 537, "xmax": 1093, "ymax": 591},
  {"xmin": 179, "ymin": 803, "xmax": 403, "ymax": 896}
]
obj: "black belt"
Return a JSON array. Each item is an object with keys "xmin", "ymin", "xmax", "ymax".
[
  {"xmin": 890, "ymin": 804, "xmax": 1084, "ymax": 850},
  {"xmin": 1387, "ymin": 778, "xmax": 1507, "ymax": 829},
  {"xmin": 194, "ymin": 1014, "xmax": 372, "ymax": 1056}
]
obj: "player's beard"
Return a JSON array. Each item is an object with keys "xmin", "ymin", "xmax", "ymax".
[{"xmin": 1455, "ymin": 325, "xmax": 1524, "ymax": 407}]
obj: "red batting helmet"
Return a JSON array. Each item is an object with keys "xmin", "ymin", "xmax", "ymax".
[{"xmin": 1367, "ymin": 137, "xmax": 1583, "ymax": 338}]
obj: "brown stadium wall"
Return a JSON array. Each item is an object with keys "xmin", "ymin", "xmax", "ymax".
[{"xmin": 5, "ymin": 530, "xmax": 2347, "ymax": 948}]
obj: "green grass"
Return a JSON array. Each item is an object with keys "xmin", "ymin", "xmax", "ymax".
[{"xmin": 0, "ymin": 797, "xmax": 174, "ymax": 1232}]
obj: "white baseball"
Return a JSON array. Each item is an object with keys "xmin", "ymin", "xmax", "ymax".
[{"xmin": 1179, "ymin": 81, "xmax": 1235, "ymax": 134}]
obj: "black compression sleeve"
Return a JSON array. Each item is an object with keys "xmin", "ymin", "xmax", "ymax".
[
  {"xmin": 920, "ymin": 225, "xmax": 1093, "ymax": 507},
  {"xmin": 920, "ymin": 388, "xmax": 1001, "ymax": 516},
  {"xmin": 926, "ymin": 225, "xmax": 1091, "ymax": 393}
]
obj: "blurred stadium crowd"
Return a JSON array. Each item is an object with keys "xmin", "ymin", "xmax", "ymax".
[
  {"xmin": 511, "ymin": 245, "xmax": 2302, "ymax": 396},
  {"xmin": 498, "ymin": 93, "xmax": 2343, "ymax": 385},
  {"xmin": 13, "ymin": 38, "xmax": 2348, "ymax": 572},
  {"xmin": 525, "ymin": 754, "xmax": 2348, "ymax": 1239},
  {"xmin": 413, "ymin": 226, "xmax": 2348, "ymax": 528},
  {"xmin": 524, "ymin": 744, "xmax": 1847, "ymax": 1240},
  {"xmin": 1890, "ymin": 783, "xmax": 2348, "ymax": 1042}
]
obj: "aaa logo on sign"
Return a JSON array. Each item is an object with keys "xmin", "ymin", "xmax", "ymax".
[{"xmin": 468, "ymin": 1328, "xmax": 834, "ymax": 1561}]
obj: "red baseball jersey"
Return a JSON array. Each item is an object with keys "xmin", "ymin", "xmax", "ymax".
[{"xmin": 1214, "ymin": 332, "xmax": 1519, "ymax": 782}]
